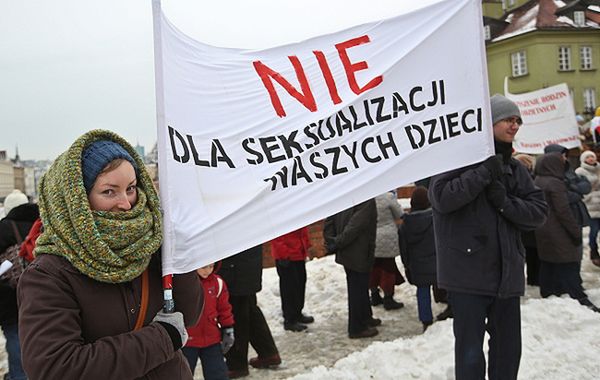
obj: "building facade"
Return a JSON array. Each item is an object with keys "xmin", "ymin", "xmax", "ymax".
[
  {"xmin": 0, "ymin": 160, "xmax": 14, "ymax": 199},
  {"xmin": 483, "ymin": 0, "xmax": 600, "ymax": 118}
]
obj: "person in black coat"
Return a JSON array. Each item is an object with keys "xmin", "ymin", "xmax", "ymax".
[
  {"xmin": 534, "ymin": 152, "xmax": 600, "ymax": 312},
  {"xmin": 398, "ymin": 186, "xmax": 441, "ymax": 332},
  {"xmin": 429, "ymin": 95, "xmax": 548, "ymax": 380},
  {"xmin": 323, "ymin": 199, "xmax": 379, "ymax": 339},
  {"xmin": 217, "ymin": 245, "xmax": 280, "ymax": 378},
  {"xmin": 514, "ymin": 154, "xmax": 541, "ymax": 286},
  {"xmin": 1, "ymin": 195, "xmax": 39, "ymax": 380}
]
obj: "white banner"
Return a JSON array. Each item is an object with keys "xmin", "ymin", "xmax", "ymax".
[
  {"xmin": 507, "ymin": 83, "xmax": 581, "ymax": 154},
  {"xmin": 152, "ymin": 0, "xmax": 493, "ymax": 274}
]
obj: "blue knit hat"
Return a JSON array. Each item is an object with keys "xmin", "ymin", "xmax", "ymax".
[{"xmin": 81, "ymin": 140, "xmax": 138, "ymax": 193}]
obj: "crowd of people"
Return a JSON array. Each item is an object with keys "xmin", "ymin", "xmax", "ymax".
[{"xmin": 1, "ymin": 102, "xmax": 600, "ymax": 380}]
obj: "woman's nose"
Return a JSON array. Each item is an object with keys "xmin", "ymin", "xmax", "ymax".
[{"xmin": 115, "ymin": 193, "xmax": 132, "ymax": 211}]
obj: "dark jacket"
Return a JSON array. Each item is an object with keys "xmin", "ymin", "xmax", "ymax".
[
  {"xmin": 0, "ymin": 203, "xmax": 39, "ymax": 252},
  {"xmin": 218, "ymin": 245, "xmax": 263, "ymax": 296},
  {"xmin": 398, "ymin": 209, "xmax": 436, "ymax": 287},
  {"xmin": 17, "ymin": 253, "xmax": 202, "ymax": 380},
  {"xmin": 429, "ymin": 158, "xmax": 547, "ymax": 298},
  {"xmin": 544, "ymin": 144, "xmax": 591, "ymax": 226},
  {"xmin": 323, "ymin": 200, "xmax": 377, "ymax": 273},
  {"xmin": 0, "ymin": 203, "xmax": 39, "ymax": 325},
  {"xmin": 534, "ymin": 153, "xmax": 582, "ymax": 263}
]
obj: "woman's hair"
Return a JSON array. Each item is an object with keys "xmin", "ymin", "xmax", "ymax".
[{"xmin": 99, "ymin": 158, "xmax": 132, "ymax": 176}]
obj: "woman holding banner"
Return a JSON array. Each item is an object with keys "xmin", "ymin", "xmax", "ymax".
[{"xmin": 17, "ymin": 130, "xmax": 202, "ymax": 379}]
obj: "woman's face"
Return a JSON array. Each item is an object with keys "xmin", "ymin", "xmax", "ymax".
[
  {"xmin": 88, "ymin": 161, "xmax": 138, "ymax": 212},
  {"xmin": 585, "ymin": 155, "xmax": 597, "ymax": 166}
]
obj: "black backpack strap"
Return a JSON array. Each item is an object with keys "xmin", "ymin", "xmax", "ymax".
[{"xmin": 9, "ymin": 221, "xmax": 23, "ymax": 244}]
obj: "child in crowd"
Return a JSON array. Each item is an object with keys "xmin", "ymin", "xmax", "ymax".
[
  {"xmin": 398, "ymin": 186, "xmax": 439, "ymax": 332},
  {"xmin": 184, "ymin": 262, "xmax": 235, "ymax": 380}
]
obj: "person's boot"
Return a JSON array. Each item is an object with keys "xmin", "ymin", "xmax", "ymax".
[
  {"xmin": 370, "ymin": 288, "xmax": 383, "ymax": 306},
  {"xmin": 299, "ymin": 313, "xmax": 314, "ymax": 324},
  {"xmin": 283, "ymin": 321, "xmax": 307, "ymax": 332},
  {"xmin": 228, "ymin": 368, "xmax": 250, "ymax": 378},
  {"xmin": 579, "ymin": 297, "xmax": 600, "ymax": 313},
  {"xmin": 383, "ymin": 294, "xmax": 404, "ymax": 310},
  {"xmin": 435, "ymin": 305, "xmax": 453, "ymax": 321},
  {"xmin": 591, "ymin": 248, "xmax": 600, "ymax": 267},
  {"xmin": 349, "ymin": 326, "xmax": 379, "ymax": 339},
  {"xmin": 249, "ymin": 354, "xmax": 282, "ymax": 368},
  {"xmin": 422, "ymin": 321, "xmax": 433, "ymax": 333}
]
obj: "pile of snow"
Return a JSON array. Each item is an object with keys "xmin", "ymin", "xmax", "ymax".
[{"xmin": 2, "ymin": 246, "xmax": 599, "ymax": 380}]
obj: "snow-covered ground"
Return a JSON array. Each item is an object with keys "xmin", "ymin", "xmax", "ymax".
[
  {"xmin": 234, "ymin": 252, "xmax": 600, "ymax": 380},
  {"xmin": 2, "ymin": 234, "xmax": 600, "ymax": 379}
]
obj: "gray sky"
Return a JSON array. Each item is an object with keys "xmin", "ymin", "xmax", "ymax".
[{"xmin": 0, "ymin": 0, "xmax": 440, "ymax": 160}]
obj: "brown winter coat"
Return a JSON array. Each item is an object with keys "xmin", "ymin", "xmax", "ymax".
[
  {"xmin": 534, "ymin": 153, "xmax": 582, "ymax": 263},
  {"xmin": 17, "ymin": 253, "xmax": 203, "ymax": 380},
  {"xmin": 323, "ymin": 199, "xmax": 377, "ymax": 273}
]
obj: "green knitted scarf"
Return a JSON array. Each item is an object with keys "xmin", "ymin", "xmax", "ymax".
[{"xmin": 35, "ymin": 129, "xmax": 163, "ymax": 283}]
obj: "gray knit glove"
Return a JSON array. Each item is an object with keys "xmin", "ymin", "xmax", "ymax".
[
  {"xmin": 153, "ymin": 311, "xmax": 188, "ymax": 350},
  {"xmin": 221, "ymin": 327, "xmax": 235, "ymax": 354}
]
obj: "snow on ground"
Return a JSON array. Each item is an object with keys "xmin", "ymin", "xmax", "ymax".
[
  {"xmin": 239, "ymin": 253, "xmax": 600, "ymax": 380},
  {"xmin": 2, "ymin": 234, "xmax": 600, "ymax": 379}
]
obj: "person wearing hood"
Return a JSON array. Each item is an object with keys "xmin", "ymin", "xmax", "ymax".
[
  {"xmin": 590, "ymin": 106, "xmax": 600, "ymax": 145},
  {"xmin": 513, "ymin": 154, "xmax": 541, "ymax": 286},
  {"xmin": 17, "ymin": 130, "xmax": 203, "ymax": 380},
  {"xmin": 575, "ymin": 150, "xmax": 600, "ymax": 267},
  {"xmin": 543, "ymin": 144, "xmax": 591, "ymax": 227},
  {"xmin": 534, "ymin": 152, "xmax": 600, "ymax": 312},
  {"xmin": 428, "ymin": 94, "xmax": 548, "ymax": 380},
  {"xmin": 1, "ymin": 189, "xmax": 39, "ymax": 380},
  {"xmin": 183, "ymin": 261, "xmax": 235, "ymax": 380},
  {"xmin": 398, "ymin": 186, "xmax": 444, "ymax": 332},
  {"xmin": 369, "ymin": 191, "xmax": 405, "ymax": 311}
]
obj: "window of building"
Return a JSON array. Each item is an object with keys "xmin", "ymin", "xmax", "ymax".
[
  {"xmin": 584, "ymin": 88, "xmax": 597, "ymax": 113},
  {"xmin": 581, "ymin": 46, "xmax": 593, "ymax": 70},
  {"xmin": 502, "ymin": 0, "xmax": 516, "ymax": 9},
  {"xmin": 484, "ymin": 25, "xmax": 491, "ymax": 41},
  {"xmin": 511, "ymin": 50, "xmax": 527, "ymax": 77},
  {"xmin": 574, "ymin": 11, "xmax": 586, "ymax": 27},
  {"xmin": 558, "ymin": 46, "xmax": 572, "ymax": 71}
]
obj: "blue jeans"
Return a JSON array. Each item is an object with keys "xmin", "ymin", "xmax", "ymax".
[
  {"xmin": 182, "ymin": 343, "xmax": 229, "ymax": 380},
  {"xmin": 416, "ymin": 286, "xmax": 433, "ymax": 323},
  {"xmin": 1, "ymin": 323, "xmax": 27, "ymax": 380},
  {"xmin": 449, "ymin": 292, "xmax": 521, "ymax": 380}
]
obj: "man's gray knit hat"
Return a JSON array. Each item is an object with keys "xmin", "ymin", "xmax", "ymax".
[{"xmin": 490, "ymin": 94, "xmax": 522, "ymax": 125}]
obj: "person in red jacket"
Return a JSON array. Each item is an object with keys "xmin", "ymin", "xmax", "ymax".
[
  {"xmin": 183, "ymin": 262, "xmax": 235, "ymax": 379},
  {"xmin": 270, "ymin": 227, "xmax": 314, "ymax": 332}
]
